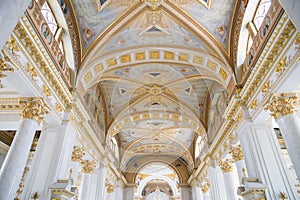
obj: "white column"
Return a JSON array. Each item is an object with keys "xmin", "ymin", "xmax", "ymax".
[
  {"xmin": 278, "ymin": 0, "xmax": 300, "ymax": 31},
  {"xmin": 266, "ymin": 93, "xmax": 300, "ymax": 179},
  {"xmin": 123, "ymin": 184, "xmax": 135, "ymax": 200},
  {"xmin": 230, "ymin": 145, "xmax": 247, "ymax": 184},
  {"xmin": 200, "ymin": 182, "xmax": 210, "ymax": 200},
  {"xmin": 208, "ymin": 167, "xmax": 227, "ymax": 200},
  {"xmin": 22, "ymin": 122, "xmax": 78, "ymax": 200},
  {"xmin": 180, "ymin": 185, "xmax": 191, "ymax": 200},
  {"xmin": 191, "ymin": 182, "xmax": 203, "ymax": 200},
  {"xmin": 79, "ymin": 173, "xmax": 91, "ymax": 200},
  {"xmin": 219, "ymin": 161, "xmax": 239, "ymax": 200},
  {"xmin": 0, "ymin": 0, "xmax": 31, "ymax": 49},
  {"xmin": 114, "ymin": 181, "xmax": 123, "ymax": 200},
  {"xmin": 238, "ymin": 119, "xmax": 299, "ymax": 199},
  {"xmin": 96, "ymin": 162, "xmax": 107, "ymax": 200},
  {"xmin": 78, "ymin": 160, "xmax": 96, "ymax": 200},
  {"xmin": 0, "ymin": 98, "xmax": 47, "ymax": 200}
]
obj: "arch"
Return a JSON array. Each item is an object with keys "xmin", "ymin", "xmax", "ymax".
[{"xmin": 137, "ymin": 176, "xmax": 179, "ymax": 197}]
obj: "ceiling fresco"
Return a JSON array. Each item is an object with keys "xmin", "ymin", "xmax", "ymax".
[
  {"xmin": 172, "ymin": 0, "xmax": 236, "ymax": 49},
  {"xmin": 72, "ymin": 0, "xmax": 138, "ymax": 50},
  {"xmin": 75, "ymin": 0, "xmax": 237, "ymax": 180},
  {"xmin": 98, "ymin": 9, "xmax": 213, "ymax": 55},
  {"xmin": 72, "ymin": 0, "xmax": 236, "ymax": 53}
]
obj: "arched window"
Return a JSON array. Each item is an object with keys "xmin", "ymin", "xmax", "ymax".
[
  {"xmin": 253, "ymin": 0, "xmax": 272, "ymax": 30},
  {"xmin": 41, "ymin": 2, "xmax": 58, "ymax": 35},
  {"xmin": 195, "ymin": 136, "xmax": 204, "ymax": 160}
]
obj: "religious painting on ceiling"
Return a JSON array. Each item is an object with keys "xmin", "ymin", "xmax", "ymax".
[
  {"xmin": 207, "ymin": 83, "xmax": 228, "ymax": 142},
  {"xmin": 83, "ymin": 84, "xmax": 106, "ymax": 141}
]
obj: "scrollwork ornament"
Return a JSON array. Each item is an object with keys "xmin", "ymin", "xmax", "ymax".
[
  {"xmin": 265, "ymin": 93, "xmax": 298, "ymax": 120},
  {"xmin": 19, "ymin": 98, "xmax": 49, "ymax": 123}
]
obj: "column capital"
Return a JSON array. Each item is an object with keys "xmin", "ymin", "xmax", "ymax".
[
  {"xmin": 219, "ymin": 160, "xmax": 233, "ymax": 173},
  {"xmin": 71, "ymin": 146, "xmax": 85, "ymax": 162},
  {"xmin": 19, "ymin": 97, "xmax": 50, "ymax": 123},
  {"xmin": 105, "ymin": 179, "xmax": 115, "ymax": 193},
  {"xmin": 229, "ymin": 145, "xmax": 244, "ymax": 161},
  {"xmin": 265, "ymin": 93, "xmax": 298, "ymax": 120},
  {"xmin": 200, "ymin": 182, "xmax": 210, "ymax": 193},
  {"xmin": 81, "ymin": 160, "xmax": 96, "ymax": 174}
]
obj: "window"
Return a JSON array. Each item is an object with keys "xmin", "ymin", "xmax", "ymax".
[
  {"xmin": 253, "ymin": 0, "xmax": 272, "ymax": 30},
  {"xmin": 41, "ymin": 2, "xmax": 58, "ymax": 35}
]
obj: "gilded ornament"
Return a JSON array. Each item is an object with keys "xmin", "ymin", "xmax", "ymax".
[
  {"xmin": 265, "ymin": 93, "xmax": 297, "ymax": 120},
  {"xmin": 250, "ymin": 99, "xmax": 257, "ymax": 109},
  {"xmin": 200, "ymin": 182, "xmax": 210, "ymax": 193},
  {"xmin": 19, "ymin": 98, "xmax": 49, "ymax": 123},
  {"xmin": 26, "ymin": 63, "xmax": 37, "ymax": 77},
  {"xmin": 105, "ymin": 179, "xmax": 115, "ymax": 193},
  {"xmin": 276, "ymin": 57, "xmax": 287, "ymax": 75},
  {"xmin": 56, "ymin": 102, "xmax": 63, "ymax": 112},
  {"xmin": 71, "ymin": 146, "xmax": 85, "ymax": 162},
  {"xmin": 262, "ymin": 80, "xmax": 271, "ymax": 93},
  {"xmin": 0, "ymin": 57, "xmax": 14, "ymax": 78},
  {"xmin": 229, "ymin": 145, "xmax": 244, "ymax": 161},
  {"xmin": 6, "ymin": 36, "xmax": 20, "ymax": 55},
  {"xmin": 219, "ymin": 160, "xmax": 233, "ymax": 173},
  {"xmin": 81, "ymin": 160, "xmax": 96, "ymax": 174},
  {"xmin": 43, "ymin": 85, "xmax": 51, "ymax": 96}
]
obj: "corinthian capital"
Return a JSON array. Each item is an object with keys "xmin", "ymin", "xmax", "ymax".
[
  {"xmin": 81, "ymin": 160, "xmax": 96, "ymax": 174},
  {"xmin": 265, "ymin": 93, "xmax": 297, "ymax": 120},
  {"xmin": 229, "ymin": 145, "xmax": 244, "ymax": 161},
  {"xmin": 219, "ymin": 160, "xmax": 233, "ymax": 173},
  {"xmin": 19, "ymin": 97, "xmax": 49, "ymax": 123},
  {"xmin": 200, "ymin": 182, "xmax": 210, "ymax": 193}
]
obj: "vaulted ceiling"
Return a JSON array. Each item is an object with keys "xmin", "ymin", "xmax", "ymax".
[{"xmin": 74, "ymin": 0, "xmax": 238, "ymax": 182}]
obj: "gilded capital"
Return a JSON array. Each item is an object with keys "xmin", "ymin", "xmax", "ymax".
[
  {"xmin": 265, "ymin": 93, "xmax": 297, "ymax": 120},
  {"xmin": 219, "ymin": 160, "xmax": 233, "ymax": 173},
  {"xmin": 200, "ymin": 182, "xmax": 210, "ymax": 193},
  {"xmin": 19, "ymin": 98, "xmax": 49, "ymax": 123},
  {"xmin": 105, "ymin": 179, "xmax": 115, "ymax": 193},
  {"xmin": 71, "ymin": 146, "xmax": 85, "ymax": 162},
  {"xmin": 229, "ymin": 145, "xmax": 244, "ymax": 161},
  {"xmin": 81, "ymin": 160, "xmax": 96, "ymax": 174}
]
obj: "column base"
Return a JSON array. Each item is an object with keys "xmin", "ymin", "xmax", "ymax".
[
  {"xmin": 239, "ymin": 178, "xmax": 267, "ymax": 200},
  {"xmin": 50, "ymin": 179, "xmax": 76, "ymax": 200}
]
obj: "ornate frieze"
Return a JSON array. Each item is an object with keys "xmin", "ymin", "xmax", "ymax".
[
  {"xmin": 219, "ymin": 160, "xmax": 233, "ymax": 173},
  {"xmin": 265, "ymin": 93, "xmax": 297, "ymax": 120},
  {"xmin": 229, "ymin": 145, "xmax": 244, "ymax": 161},
  {"xmin": 81, "ymin": 160, "xmax": 96, "ymax": 174},
  {"xmin": 19, "ymin": 98, "xmax": 49, "ymax": 123},
  {"xmin": 71, "ymin": 146, "xmax": 85, "ymax": 162}
]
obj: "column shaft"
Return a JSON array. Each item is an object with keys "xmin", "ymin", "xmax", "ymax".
[
  {"xmin": 202, "ymin": 192, "xmax": 210, "ymax": 200},
  {"xmin": 277, "ymin": 114, "xmax": 300, "ymax": 179},
  {"xmin": 223, "ymin": 172, "xmax": 239, "ymax": 200},
  {"xmin": 239, "ymin": 121, "xmax": 298, "ymax": 199},
  {"xmin": 0, "ymin": 119, "xmax": 37, "ymax": 199},
  {"xmin": 235, "ymin": 160, "xmax": 246, "ymax": 184},
  {"xmin": 0, "ymin": 0, "xmax": 31, "ymax": 49},
  {"xmin": 79, "ymin": 173, "xmax": 91, "ymax": 200}
]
